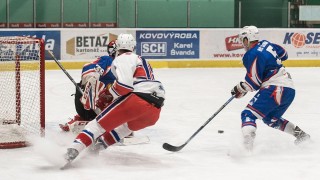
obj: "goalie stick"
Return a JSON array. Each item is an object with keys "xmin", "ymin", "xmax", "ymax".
[
  {"xmin": 47, "ymin": 50, "xmax": 83, "ymax": 97},
  {"xmin": 162, "ymin": 96, "xmax": 235, "ymax": 152},
  {"xmin": 48, "ymin": 50, "xmax": 102, "ymax": 115}
]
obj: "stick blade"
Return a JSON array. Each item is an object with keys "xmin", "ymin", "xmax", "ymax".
[{"xmin": 162, "ymin": 143, "xmax": 186, "ymax": 152}]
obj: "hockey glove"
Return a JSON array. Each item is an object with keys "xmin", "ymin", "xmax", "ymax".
[
  {"xmin": 96, "ymin": 83, "xmax": 113, "ymax": 110},
  {"xmin": 231, "ymin": 82, "xmax": 248, "ymax": 98}
]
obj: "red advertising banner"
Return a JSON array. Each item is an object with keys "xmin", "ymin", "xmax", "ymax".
[
  {"xmin": 36, "ymin": 23, "xmax": 61, "ymax": 28},
  {"xmin": 9, "ymin": 23, "xmax": 34, "ymax": 28},
  {"xmin": 0, "ymin": 23, "xmax": 7, "ymax": 28}
]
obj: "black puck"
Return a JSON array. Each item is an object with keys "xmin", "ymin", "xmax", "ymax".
[{"xmin": 218, "ymin": 130, "xmax": 224, "ymax": 133}]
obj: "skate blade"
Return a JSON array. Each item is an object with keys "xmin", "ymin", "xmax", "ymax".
[{"xmin": 60, "ymin": 161, "xmax": 72, "ymax": 170}]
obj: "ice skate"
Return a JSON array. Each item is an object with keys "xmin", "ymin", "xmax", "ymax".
[
  {"xmin": 88, "ymin": 138, "xmax": 108, "ymax": 156},
  {"xmin": 125, "ymin": 132, "xmax": 134, "ymax": 138},
  {"xmin": 242, "ymin": 126, "xmax": 256, "ymax": 152},
  {"xmin": 64, "ymin": 148, "xmax": 79, "ymax": 162},
  {"xmin": 293, "ymin": 126, "xmax": 310, "ymax": 145},
  {"xmin": 61, "ymin": 148, "xmax": 80, "ymax": 170},
  {"xmin": 243, "ymin": 132, "xmax": 256, "ymax": 152}
]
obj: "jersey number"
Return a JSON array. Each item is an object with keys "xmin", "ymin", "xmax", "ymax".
[{"xmin": 266, "ymin": 45, "xmax": 282, "ymax": 65}]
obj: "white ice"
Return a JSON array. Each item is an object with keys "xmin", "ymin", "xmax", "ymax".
[{"xmin": 1, "ymin": 67, "xmax": 320, "ymax": 180}]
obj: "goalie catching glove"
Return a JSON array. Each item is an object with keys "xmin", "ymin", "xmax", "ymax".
[{"xmin": 231, "ymin": 81, "xmax": 251, "ymax": 98}]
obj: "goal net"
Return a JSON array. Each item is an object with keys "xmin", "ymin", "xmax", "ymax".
[{"xmin": 0, "ymin": 36, "xmax": 45, "ymax": 148}]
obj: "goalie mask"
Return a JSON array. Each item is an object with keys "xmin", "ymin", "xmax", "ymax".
[
  {"xmin": 239, "ymin": 25, "xmax": 259, "ymax": 51},
  {"xmin": 116, "ymin": 34, "xmax": 136, "ymax": 52},
  {"xmin": 107, "ymin": 40, "xmax": 117, "ymax": 58}
]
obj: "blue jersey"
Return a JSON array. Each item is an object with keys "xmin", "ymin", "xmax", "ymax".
[
  {"xmin": 242, "ymin": 40, "xmax": 291, "ymax": 91},
  {"xmin": 81, "ymin": 55, "xmax": 116, "ymax": 86},
  {"xmin": 240, "ymin": 40, "xmax": 295, "ymax": 129}
]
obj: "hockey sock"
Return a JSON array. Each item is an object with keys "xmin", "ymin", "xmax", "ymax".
[
  {"xmin": 282, "ymin": 121, "xmax": 296, "ymax": 135},
  {"xmin": 72, "ymin": 130, "xmax": 94, "ymax": 153},
  {"xmin": 71, "ymin": 120, "xmax": 106, "ymax": 152}
]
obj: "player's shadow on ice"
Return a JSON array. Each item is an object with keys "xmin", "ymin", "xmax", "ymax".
[
  {"xmin": 98, "ymin": 151, "xmax": 166, "ymax": 168},
  {"xmin": 35, "ymin": 151, "xmax": 165, "ymax": 171}
]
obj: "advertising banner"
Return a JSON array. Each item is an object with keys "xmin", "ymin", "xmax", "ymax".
[
  {"xmin": 136, "ymin": 30, "xmax": 199, "ymax": 59},
  {"xmin": 200, "ymin": 29, "xmax": 244, "ymax": 60},
  {"xmin": 280, "ymin": 30, "xmax": 320, "ymax": 59},
  {"xmin": 59, "ymin": 28, "xmax": 320, "ymax": 61},
  {"xmin": 1, "ymin": 28, "xmax": 316, "ymax": 62},
  {"xmin": 0, "ymin": 30, "xmax": 61, "ymax": 60},
  {"xmin": 200, "ymin": 28, "xmax": 320, "ymax": 60},
  {"xmin": 61, "ymin": 29, "xmax": 135, "ymax": 60}
]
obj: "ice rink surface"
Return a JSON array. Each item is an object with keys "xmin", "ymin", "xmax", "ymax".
[{"xmin": 1, "ymin": 67, "xmax": 320, "ymax": 180}]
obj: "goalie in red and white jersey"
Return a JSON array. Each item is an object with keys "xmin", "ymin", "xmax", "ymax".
[
  {"xmin": 63, "ymin": 34, "xmax": 165, "ymax": 162},
  {"xmin": 59, "ymin": 40, "xmax": 117, "ymax": 133}
]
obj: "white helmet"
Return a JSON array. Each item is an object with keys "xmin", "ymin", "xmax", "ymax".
[
  {"xmin": 116, "ymin": 33, "xmax": 136, "ymax": 52},
  {"xmin": 238, "ymin": 26, "xmax": 259, "ymax": 50}
]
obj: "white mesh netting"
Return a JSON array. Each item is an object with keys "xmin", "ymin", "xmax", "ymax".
[{"xmin": 0, "ymin": 36, "xmax": 44, "ymax": 148}]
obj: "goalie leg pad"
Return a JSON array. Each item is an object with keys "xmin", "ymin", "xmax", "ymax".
[
  {"xmin": 74, "ymin": 83, "xmax": 97, "ymax": 120},
  {"xmin": 80, "ymin": 77, "xmax": 105, "ymax": 110}
]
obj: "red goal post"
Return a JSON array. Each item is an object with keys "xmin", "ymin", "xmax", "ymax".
[{"xmin": 0, "ymin": 36, "xmax": 45, "ymax": 148}]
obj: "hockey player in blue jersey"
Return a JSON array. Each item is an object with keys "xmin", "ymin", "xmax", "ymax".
[
  {"xmin": 59, "ymin": 40, "xmax": 117, "ymax": 133},
  {"xmin": 231, "ymin": 25, "xmax": 310, "ymax": 151}
]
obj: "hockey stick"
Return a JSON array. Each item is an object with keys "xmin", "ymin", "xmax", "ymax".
[
  {"xmin": 162, "ymin": 95, "xmax": 235, "ymax": 152},
  {"xmin": 47, "ymin": 50, "xmax": 83, "ymax": 95}
]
